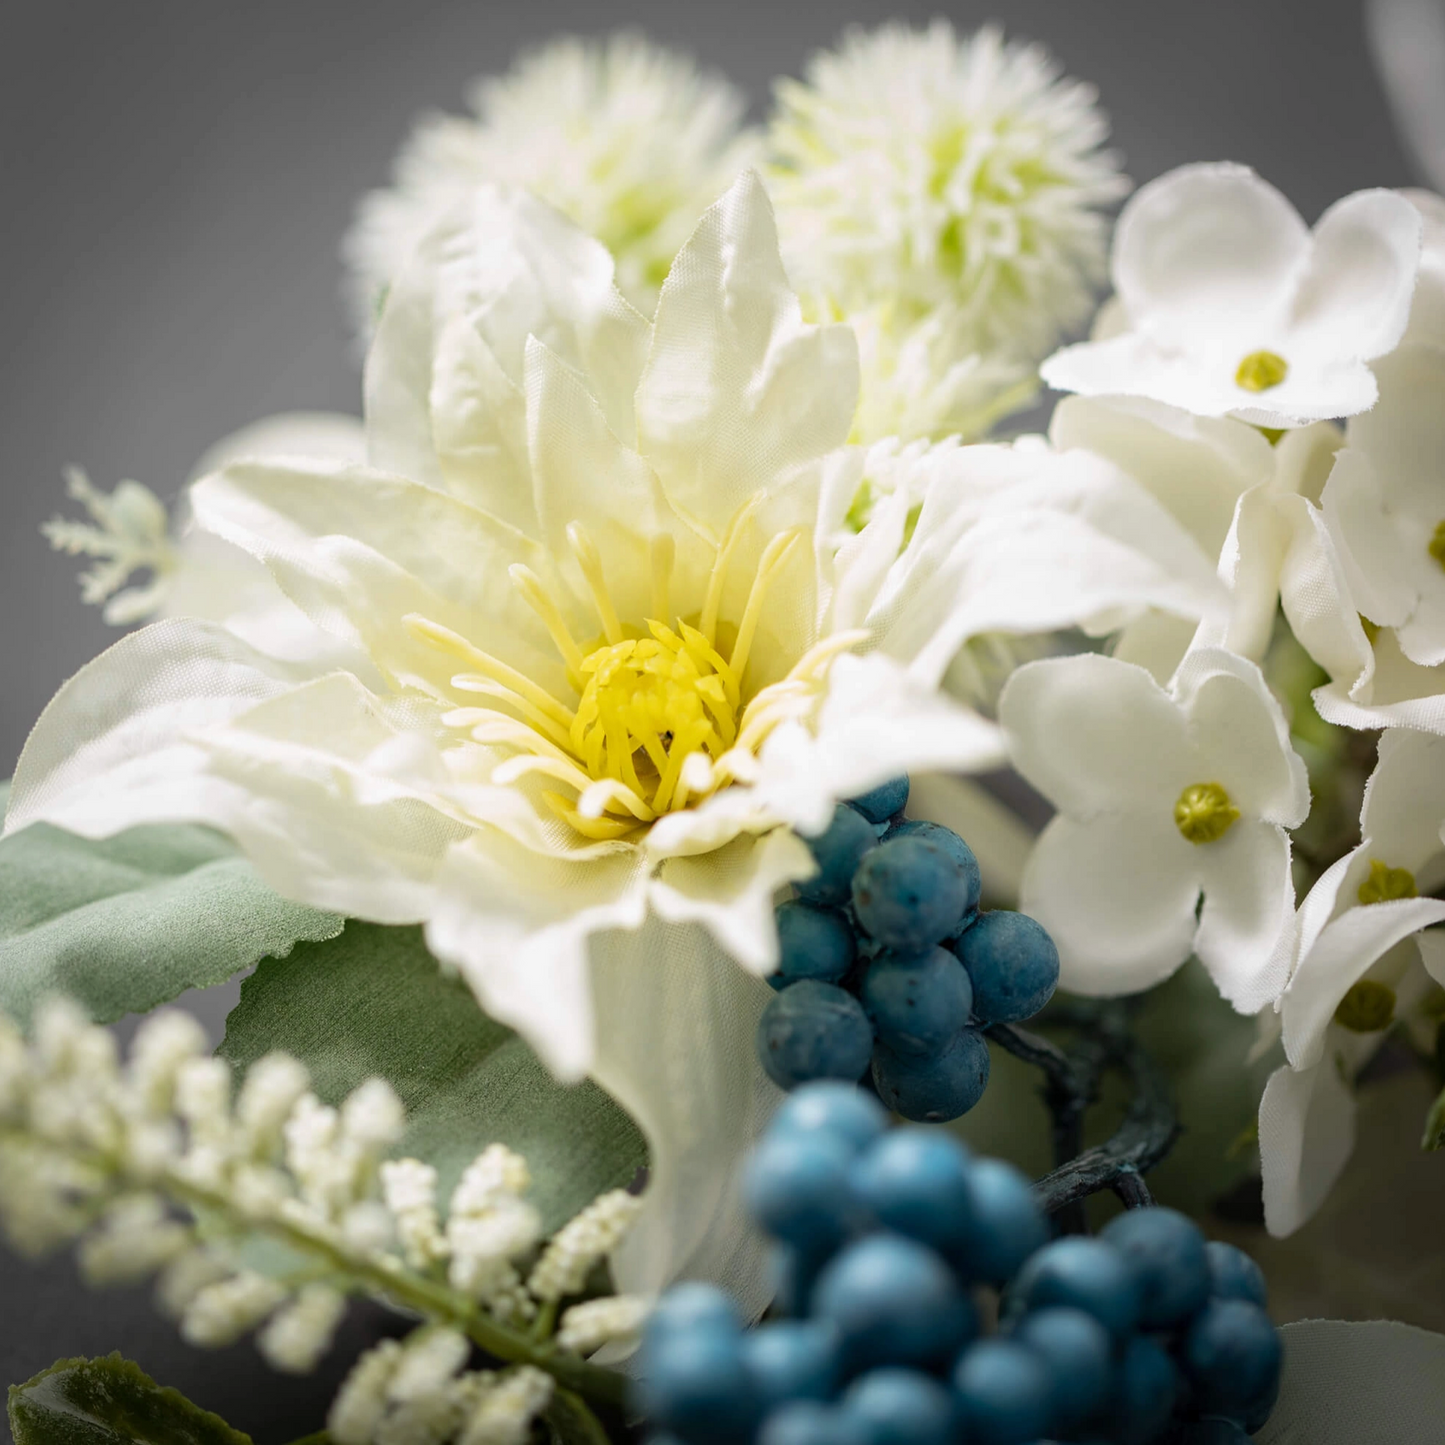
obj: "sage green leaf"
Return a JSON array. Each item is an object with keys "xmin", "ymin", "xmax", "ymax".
[
  {"xmin": 219, "ymin": 923, "xmax": 647, "ymax": 1232},
  {"xmin": 0, "ymin": 813, "xmax": 342, "ymax": 1030},
  {"xmin": 8, "ymin": 1353, "xmax": 253, "ymax": 1445}
]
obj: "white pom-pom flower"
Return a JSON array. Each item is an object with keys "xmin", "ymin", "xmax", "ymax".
[
  {"xmin": 1043, "ymin": 163, "xmax": 1422, "ymax": 426},
  {"xmin": 767, "ymin": 20, "xmax": 1128, "ymax": 438},
  {"xmin": 344, "ymin": 32, "xmax": 758, "ymax": 327},
  {"xmin": 999, "ymin": 647, "xmax": 1310, "ymax": 1011}
]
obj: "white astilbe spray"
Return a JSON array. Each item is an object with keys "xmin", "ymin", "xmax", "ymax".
[
  {"xmin": 42, "ymin": 468, "xmax": 176, "ymax": 624},
  {"xmin": 767, "ymin": 20, "xmax": 1128, "ymax": 440},
  {"xmin": 0, "ymin": 996, "xmax": 647, "ymax": 1435},
  {"xmin": 343, "ymin": 31, "xmax": 759, "ymax": 329}
]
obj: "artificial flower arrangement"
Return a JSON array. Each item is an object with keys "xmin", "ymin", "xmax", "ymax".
[{"xmin": 6, "ymin": 18, "xmax": 1445, "ymax": 1445}]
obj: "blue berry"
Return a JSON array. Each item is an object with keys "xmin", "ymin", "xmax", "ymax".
[
  {"xmin": 952, "ymin": 910, "xmax": 1059, "ymax": 1023},
  {"xmin": 1204, "ymin": 1240, "xmax": 1267, "ymax": 1307},
  {"xmin": 1012, "ymin": 1306, "xmax": 1113, "ymax": 1433},
  {"xmin": 848, "ymin": 776, "xmax": 910, "ymax": 824},
  {"xmin": 847, "ymin": 1128, "xmax": 975, "ymax": 1254},
  {"xmin": 796, "ymin": 804, "xmax": 877, "ymax": 906},
  {"xmin": 871, "ymin": 1028, "xmax": 990, "ymax": 1122},
  {"xmin": 1181, "ymin": 1299, "xmax": 1282, "ymax": 1418},
  {"xmin": 951, "ymin": 1157, "xmax": 1049, "ymax": 1284},
  {"xmin": 636, "ymin": 1327, "xmax": 757, "ymax": 1444},
  {"xmin": 772, "ymin": 900, "xmax": 857, "ymax": 990},
  {"xmin": 1239, "ymin": 1365, "xmax": 1282, "ymax": 1433},
  {"xmin": 841, "ymin": 1368, "xmax": 958, "ymax": 1445},
  {"xmin": 812, "ymin": 1234, "xmax": 976, "ymax": 1371},
  {"xmin": 1101, "ymin": 1207, "xmax": 1210, "ymax": 1328},
  {"xmin": 851, "ymin": 836, "xmax": 971, "ymax": 952},
  {"xmin": 884, "ymin": 821, "xmax": 981, "ymax": 921},
  {"xmin": 1106, "ymin": 1335, "xmax": 1180, "ymax": 1445},
  {"xmin": 767, "ymin": 1081, "xmax": 889, "ymax": 1154},
  {"xmin": 952, "ymin": 1338, "xmax": 1053, "ymax": 1445},
  {"xmin": 742, "ymin": 1321, "xmax": 841, "ymax": 1408},
  {"xmin": 768, "ymin": 1242, "xmax": 826, "ymax": 1318},
  {"xmin": 1007, "ymin": 1237, "xmax": 1143, "ymax": 1337},
  {"xmin": 758, "ymin": 981, "xmax": 874, "ymax": 1090},
  {"xmin": 642, "ymin": 1282, "xmax": 741, "ymax": 1350},
  {"xmin": 861, "ymin": 947, "xmax": 973, "ymax": 1055},
  {"xmin": 758, "ymin": 1400, "xmax": 871, "ymax": 1445},
  {"xmin": 744, "ymin": 1133, "xmax": 860, "ymax": 1250}
]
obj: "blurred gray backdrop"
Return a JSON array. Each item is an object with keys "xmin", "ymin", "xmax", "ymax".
[{"xmin": 0, "ymin": 0, "xmax": 1420, "ymax": 1439}]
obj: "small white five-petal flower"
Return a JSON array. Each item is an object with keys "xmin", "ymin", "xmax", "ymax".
[
  {"xmin": 999, "ymin": 647, "xmax": 1310, "ymax": 1010},
  {"xmin": 1042, "ymin": 163, "xmax": 1422, "ymax": 427}
]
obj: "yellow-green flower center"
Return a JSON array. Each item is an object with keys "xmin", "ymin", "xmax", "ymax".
[
  {"xmin": 1430, "ymin": 520, "xmax": 1445, "ymax": 572},
  {"xmin": 1357, "ymin": 859, "xmax": 1418, "ymax": 906},
  {"xmin": 1174, "ymin": 782, "xmax": 1240, "ymax": 845},
  {"xmin": 408, "ymin": 502, "xmax": 866, "ymax": 840},
  {"xmin": 1333, "ymin": 978, "xmax": 1397, "ymax": 1033},
  {"xmin": 1235, "ymin": 350, "xmax": 1288, "ymax": 392}
]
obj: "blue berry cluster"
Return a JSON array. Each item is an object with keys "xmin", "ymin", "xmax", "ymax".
[
  {"xmin": 638, "ymin": 1084, "xmax": 1282, "ymax": 1445},
  {"xmin": 758, "ymin": 777, "xmax": 1060, "ymax": 1121}
]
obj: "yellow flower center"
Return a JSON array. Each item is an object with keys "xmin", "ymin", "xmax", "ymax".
[
  {"xmin": 1174, "ymin": 782, "xmax": 1240, "ymax": 845},
  {"xmin": 1333, "ymin": 979, "xmax": 1397, "ymax": 1033},
  {"xmin": 1429, "ymin": 520, "xmax": 1445, "ymax": 572},
  {"xmin": 1235, "ymin": 350, "xmax": 1288, "ymax": 392},
  {"xmin": 1357, "ymin": 858, "xmax": 1418, "ymax": 906},
  {"xmin": 408, "ymin": 500, "xmax": 867, "ymax": 841}
]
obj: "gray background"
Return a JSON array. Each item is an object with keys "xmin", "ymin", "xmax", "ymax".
[{"xmin": 0, "ymin": 1, "xmax": 1421, "ymax": 1440}]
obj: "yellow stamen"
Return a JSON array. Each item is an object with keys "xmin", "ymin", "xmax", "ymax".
[
  {"xmin": 406, "ymin": 615, "xmax": 575, "ymax": 728},
  {"xmin": 1430, "ymin": 520, "xmax": 1445, "ymax": 572},
  {"xmin": 567, "ymin": 522, "xmax": 623, "ymax": 644},
  {"xmin": 1333, "ymin": 979, "xmax": 1396, "ymax": 1033},
  {"xmin": 650, "ymin": 533, "xmax": 675, "ymax": 625},
  {"xmin": 542, "ymin": 791, "xmax": 639, "ymax": 840},
  {"xmin": 509, "ymin": 564, "xmax": 585, "ymax": 676},
  {"xmin": 700, "ymin": 492, "xmax": 764, "ymax": 645},
  {"xmin": 729, "ymin": 530, "xmax": 804, "ymax": 689},
  {"xmin": 448, "ymin": 675, "xmax": 575, "ymax": 753},
  {"xmin": 1357, "ymin": 858, "xmax": 1417, "ymax": 905},
  {"xmin": 1173, "ymin": 782, "xmax": 1240, "ymax": 845},
  {"xmin": 1235, "ymin": 350, "xmax": 1288, "ymax": 392}
]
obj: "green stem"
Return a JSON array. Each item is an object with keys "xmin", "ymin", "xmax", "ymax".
[
  {"xmin": 544, "ymin": 1388, "xmax": 616, "ymax": 1445},
  {"xmin": 0, "ymin": 1127, "xmax": 628, "ymax": 1410}
]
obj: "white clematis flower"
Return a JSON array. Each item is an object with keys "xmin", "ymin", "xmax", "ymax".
[
  {"xmin": 344, "ymin": 32, "xmax": 758, "ymax": 329},
  {"xmin": 7, "ymin": 175, "xmax": 1021, "ymax": 1314},
  {"xmin": 1042, "ymin": 163, "xmax": 1422, "ymax": 427},
  {"xmin": 1259, "ymin": 728, "xmax": 1445, "ymax": 1235},
  {"xmin": 999, "ymin": 647, "xmax": 1310, "ymax": 1010}
]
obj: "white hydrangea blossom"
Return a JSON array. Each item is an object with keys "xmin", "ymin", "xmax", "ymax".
[
  {"xmin": 344, "ymin": 31, "xmax": 759, "ymax": 327},
  {"xmin": 768, "ymin": 20, "xmax": 1128, "ymax": 439}
]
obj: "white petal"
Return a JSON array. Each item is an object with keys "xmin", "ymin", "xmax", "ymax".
[
  {"xmin": 1021, "ymin": 812, "xmax": 1200, "ymax": 996},
  {"xmin": 636, "ymin": 171, "xmax": 858, "ymax": 541},
  {"xmin": 592, "ymin": 921, "xmax": 781, "ymax": 1317},
  {"xmin": 190, "ymin": 459, "xmax": 565, "ymax": 699},
  {"xmin": 1361, "ymin": 728, "xmax": 1445, "ymax": 871},
  {"xmin": 1173, "ymin": 646, "xmax": 1310, "ymax": 827},
  {"xmin": 1403, "ymin": 189, "xmax": 1445, "ymax": 346},
  {"xmin": 1214, "ymin": 486, "xmax": 1291, "ymax": 662},
  {"xmin": 1048, "ymin": 393, "xmax": 1273, "ymax": 559},
  {"xmin": 1280, "ymin": 894, "xmax": 1445, "ymax": 1068},
  {"xmin": 1312, "ymin": 625, "xmax": 1445, "ymax": 731},
  {"xmin": 1040, "ymin": 333, "xmax": 1246, "ymax": 417},
  {"xmin": 1193, "ymin": 819, "xmax": 1297, "ymax": 1012},
  {"xmin": 1000, "ymin": 653, "xmax": 1191, "ymax": 816},
  {"xmin": 1112, "ymin": 163, "xmax": 1309, "ymax": 345},
  {"xmin": 1257, "ymin": 1319, "xmax": 1445, "ymax": 1444},
  {"xmin": 1227, "ymin": 357, "xmax": 1381, "ymax": 429},
  {"xmin": 1110, "ymin": 612, "xmax": 1200, "ymax": 686},
  {"xmin": 1259, "ymin": 1059, "xmax": 1356, "ymax": 1238},
  {"xmin": 4, "ymin": 618, "xmax": 310, "ymax": 841},
  {"xmin": 650, "ymin": 829, "xmax": 813, "ymax": 974},
  {"xmin": 1418, "ymin": 928, "xmax": 1445, "ymax": 988},
  {"xmin": 1271, "ymin": 417, "xmax": 1344, "ymax": 506},
  {"xmin": 425, "ymin": 832, "xmax": 649, "ymax": 1080},
  {"xmin": 904, "ymin": 772, "xmax": 1037, "ymax": 906},
  {"xmin": 1285, "ymin": 188, "xmax": 1422, "ymax": 362},
  {"xmin": 186, "ymin": 411, "xmax": 367, "ymax": 480}
]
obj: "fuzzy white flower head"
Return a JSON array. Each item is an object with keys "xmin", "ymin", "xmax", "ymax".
[
  {"xmin": 1043, "ymin": 163, "xmax": 1422, "ymax": 426},
  {"xmin": 344, "ymin": 32, "xmax": 758, "ymax": 328},
  {"xmin": 767, "ymin": 19, "xmax": 1127, "ymax": 439},
  {"xmin": 1259, "ymin": 728, "xmax": 1445, "ymax": 1236},
  {"xmin": 1000, "ymin": 647, "xmax": 1310, "ymax": 1011}
]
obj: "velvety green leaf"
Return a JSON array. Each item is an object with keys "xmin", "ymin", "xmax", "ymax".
[
  {"xmin": 8, "ymin": 1354, "xmax": 253, "ymax": 1445},
  {"xmin": 219, "ymin": 923, "xmax": 647, "ymax": 1232},
  {"xmin": 0, "ymin": 813, "xmax": 342, "ymax": 1030}
]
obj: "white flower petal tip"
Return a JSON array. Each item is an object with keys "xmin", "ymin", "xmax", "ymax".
[
  {"xmin": 1000, "ymin": 647, "xmax": 1307, "ymax": 1005},
  {"xmin": 1042, "ymin": 163, "xmax": 1423, "ymax": 425}
]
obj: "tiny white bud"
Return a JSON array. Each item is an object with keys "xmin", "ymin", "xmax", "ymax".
[
  {"xmin": 180, "ymin": 1271, "xmax": 287, "ymax": 1347},
  {"xmin": 380, "ymin": 1159, "xmax": 445, "ymax": 1270},
  {"xmin": 447, "ymin": 1202, "xmax": 542, "ymax": 1298},
  {"xmin": 127, "ymin": 1009, "xmax": 207, "ymax": 1114},
  {"xmin": 329, "ymin": 1340, "xmax": 403, "ymax": 1445},
  {"xmin": 341, "ymin": 1200, "xmax": 396, "ymax": 1257},
  {"xmin": 77, "ymin": 1194, "xmax": 190, "ymax": 1285},
  {"xmin": 556, "ymin": 1295, "xmax": 649, "ymax": 1354},
  {"xmin": 387, "ymin": 1327, "xmax": 469, "ymax": 1404},
  {"xmin": 235, "ymin": 1051, "xmax": 311, "ymax": 1156},
  {"xmin": 230, "ymin": 1163, "xmax": 293, "ymax": 1219},
  {"xmin": 258, "ymin": 1283, "xmax": 348, "ymax": 1373},
  {"xmin": 342, "ymin": 1078, "xmax": 406, "ymax": 1153},
  {"xmin": 175, "ymin": 1056, "xmax": 233, "ymax": 1147},
  {"xmin": 449, "ymin": 1145, "xmax": 530, "ymax": 1218},
  {"xmin": 154, "ymin": 1245, "xmax": 231, "ymax": 1317},
  {"xmin": 458, "ymin": 1366, "xmax": 553, "ymax": 1445},
  {"xmin": 527, "ymin": 1189, "xmax": 643, "ymax": 1303}
]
